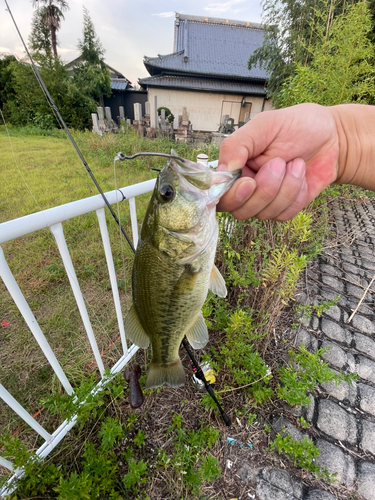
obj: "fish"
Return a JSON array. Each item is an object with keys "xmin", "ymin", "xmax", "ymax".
[{"xmin": 124, "ymin": 151, "xmax": 241, "ymax": 389}]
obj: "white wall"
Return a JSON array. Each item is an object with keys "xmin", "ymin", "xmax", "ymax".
[{"xmin": 147, "ymin": 88, "xmax": 269, "ymax": 132}]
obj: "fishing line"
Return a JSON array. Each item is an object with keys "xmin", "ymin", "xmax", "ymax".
[
  {"xmin": 113, "ymin": 156, "xmax": 128, "ymax": 294},
  {"xmin": 4, "ymin": 0, "xmax": 135, "ymax": 254}
]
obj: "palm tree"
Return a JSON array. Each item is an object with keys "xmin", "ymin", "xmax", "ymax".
[{"xmin": 32, "ymin": 0, "xmax": 69, "ymax": 57}]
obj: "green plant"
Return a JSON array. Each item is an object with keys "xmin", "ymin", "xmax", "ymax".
[
  {"xmin": 299, "ymin": 296, "xmax": 340, "ymax": 319},
  {"xmin": 248, "ymin": 413, "xmax": 257, "ymax": 425},
  {"xmin": 157, "ymin": 106, "xmax": 175, "ymax": 124},
  {"xmin": 269, "ymin": 434, "xmax": 335, "ymax": 481},
  {"xmin": 279, "ymin": 2, "xmax": 375, "ymax": 107},
  {"xmin": 122, "ymin": 459, "xmax": 148, "ymax": 488},
  {"xmin": 54, "ymin": 472, "xmax": 92, "ymax": 500},
  {"xmin": 133, "ymin": 429, "xmax": 147, "ymax": 446},
  {"xmin": 298, "ymin": 416, "xmax": 310, "ymax": 428},
  {"xmin": 164, "ymin": 422, "xmax": 221, "ymax": 495},
  {"xmin": 277, "ymin": 345, "xmax": 356, "ymax": 407},
  {"xmin": 98, "ymin": 417, "xmax": 125, "ymax": 450}
]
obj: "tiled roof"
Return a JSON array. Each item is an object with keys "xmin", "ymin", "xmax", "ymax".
[
  {"xmin": 138, "ymin": 74, "xmax": 266, "ymax": 95},
  {"xmin": 111, "ymin": 78, "xmax": 129, "ymax": 90},
  {"xmin": 144, "ymin": 13, "xmax": 267, "ymax": 80}
]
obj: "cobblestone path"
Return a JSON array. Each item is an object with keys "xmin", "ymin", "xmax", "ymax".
[{"xmin": 254, "ymin": 199, "xmax": 375, "ymax": 500}]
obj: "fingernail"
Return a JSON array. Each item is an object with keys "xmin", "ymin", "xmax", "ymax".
[
  {"xmin": 235, "ymin": 178, "xmax": 256, "ymax": 201},
  {"xmin": 290, "ymin": 159, "xmax": 305, "ymax": 179},
  {"xmin": 217, "ymin": 164, "xmax": 228, "ymax": 172},
  {"xmin": 269, "ymin": 158, "xmax": 285, "ymax": 179},
  {"xmin": 228, "ymin": 159, "xmax": 244, "ymax": 172}
]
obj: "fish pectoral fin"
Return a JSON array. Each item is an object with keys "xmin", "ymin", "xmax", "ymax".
[
  {"xmin": 186, "ymin": 312, "xmax": 209, "ymax": 349},
  {"xmin": 209, "ymin": 264, "xmax": 227, "ymax": 298},
  {"xmin": 124, "ymin": 305, "xmax": 150, "ymax": 349}
]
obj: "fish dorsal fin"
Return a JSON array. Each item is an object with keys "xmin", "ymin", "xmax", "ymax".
[
  {"xmin": 186, "ymin": 312, "xmax": 209, "ymax": 349},
  {"xmin": 209, "ymin": 265, "xmax": 227, "ymax": 298},
  {"xmin": 124, "ymin": 305, "xmax": 150, "ymax": 348}
]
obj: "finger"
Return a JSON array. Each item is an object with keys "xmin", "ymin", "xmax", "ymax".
[
  {"xmin": 255, "ymin": 158, "xmax": 306, "ymax": 220},
  {"xmin": 230, "ymin": 157, "xmax": 287, "ymax": 220},
  {"xmin": 217, "ymin": 176, "xmax": 256, "ymax": 213},
  {"xmin": 275, "ymin": 177, "xmax": 309, "ymax": 221},
  {"xmin": 218, "ymin": 111, "xmax": 280, "ymax": 171}
]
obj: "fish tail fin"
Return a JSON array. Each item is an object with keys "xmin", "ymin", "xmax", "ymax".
[{"xmin": 145, "ymin": 360, "xmax": 185, "ymax": 389}]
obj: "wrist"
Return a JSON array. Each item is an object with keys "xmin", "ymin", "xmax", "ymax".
[{"xmin": 329, "ymin": 104, "xmax": 375, "ymax": 190}]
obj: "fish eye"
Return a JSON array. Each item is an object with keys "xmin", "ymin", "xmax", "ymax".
[{"xmin": 159, "ymin": 184, "xmax": 175, "ymax": 202}]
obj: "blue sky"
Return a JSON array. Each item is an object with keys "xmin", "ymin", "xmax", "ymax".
[{"xmin": 1, "ymin": 0, "xmax": 263, "ymax": 85}]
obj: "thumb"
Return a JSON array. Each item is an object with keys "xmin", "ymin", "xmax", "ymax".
[{"xmin": 218, "ymin": 112, "xmax": 278, "ymax": 171}]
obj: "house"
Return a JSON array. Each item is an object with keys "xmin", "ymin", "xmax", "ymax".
[
  {"xmin": 139, "ymin": 13, "xmax": 271, "ymax": 132},
  {"xmin": 65, "ymin": 58, "xmax": 147, "ymax": 120}
]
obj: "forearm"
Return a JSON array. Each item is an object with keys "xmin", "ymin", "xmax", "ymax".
[{"xmin": 330, "ymin": 104, "xmax": 375, "ymax": 191}]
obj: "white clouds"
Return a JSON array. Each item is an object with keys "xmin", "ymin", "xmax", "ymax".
[
  {"xmin": 204, "ymin": 0, "xmax": 246, "ymax": 14},
  {"xmin": 152, "ymin": 12, "xmax": 175, "ymax": 18}
]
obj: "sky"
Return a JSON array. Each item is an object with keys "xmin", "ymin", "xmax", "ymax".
[{"xmin": 1, "ymin": 0, "xmax": 263, "ymax": 85}]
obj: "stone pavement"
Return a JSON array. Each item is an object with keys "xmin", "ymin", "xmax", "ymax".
[{"xmin": 254, "ymin": 198, "xmax": 375, "ymax": 500}]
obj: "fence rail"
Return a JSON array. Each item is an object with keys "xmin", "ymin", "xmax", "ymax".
[{"xmin": 0, "ymin": 178, "xmax": 156, "ymax": 497}]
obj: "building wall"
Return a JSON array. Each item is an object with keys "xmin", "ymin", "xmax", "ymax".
[
  {"xmin": 147, "ymin": 87, "xmax": 268, "ymax": 131},
  {"xmin": 103, "ymin": 90, "xmax": 147, "ymax": 121}
]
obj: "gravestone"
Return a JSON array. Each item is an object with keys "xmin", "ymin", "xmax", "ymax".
[
  {"xmin": 160, "ymin": 108, "xmax": 168, "ymax": 133},
  {"xmin": 119, "ymin": 106, "xmax": 125, "ymax": 119},
  {"xmin": 132, "ymin": 103, "xmax": 145, "ymax": 137},
  {"xmin": 144, "ymin": 101, "xmax": 151, "ymax": 128},
  {"xmin": 175, "ymin": 106, "xmax": 192, "ymax": 143},
  {"xmin": 91, "ymin": 113, "xmax": 102, "ymax": 136},
  {"xmin": 105, "ymin": 107, "xmax": 112, "ymax": 122},
  {"xmin": 97, "ymin": 107, "xmax": 105, "ymax": 121},
  {"xmin": 148, "ymin": 95, "xmax": 157, "ymax": 138},
  {"xmin": 97, "ymin": 107, "xmax": 105, "ymax": 130}
]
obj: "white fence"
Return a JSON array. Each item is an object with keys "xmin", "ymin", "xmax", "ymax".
[{"xmin": 0, "ymin": 178, "xmax": 156, "ymax": 497}]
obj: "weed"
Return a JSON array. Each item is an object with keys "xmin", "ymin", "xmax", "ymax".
[
  {"xmin": 248, "ymin": 413, "xmax": 257, "ymax": 425},
  {"xmin": 122, "ymin": 458, "xmax": 148, "ymax": 488},
  {"xmin": 298, "ymin": 416, "xmax": 310, "ymax": 428},
  {"xmin": 168, "ymin": 422, "xmax": 221, "ymax": 495},
  {"xmin": 299, "ymin": 296, "xmax": 340, "ymax": 319},
  {"xmin": 269, "ymin": 434, "xmax": 336, "ymax": 482},
  {"xmin": 277, "ymin": 345, "xmax": 357, "ymax": 407}
]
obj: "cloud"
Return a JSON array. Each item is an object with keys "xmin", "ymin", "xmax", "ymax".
[
  {"xmin": 204, "ymin": 0, "xmax": 246, "ymax": 14},
  {"xmin": 152, "ymin": 12, "xmax": 175, "ymax": 18}
]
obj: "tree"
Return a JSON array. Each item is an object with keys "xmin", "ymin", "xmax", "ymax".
[
  {"xmin": 72, "ymin": 7, "xmax": 111, "ymax": 105},
  {"xmin": 248, "ymin": 0, "xmax": 358, "ymax": 106},
  {"xmin": 0, "ymin": 55, "xmax": 17, "ymax": 114},
  {"xmin": 29, "ymin": 9, "xmax": 53, "ymax": 64},
  {"xmin": 278, "ymin": 2, "xmax": 375, "ymax": 107},
  {"xmin": 32, "ymin": 0, "xmax": 69, "ymax": 57},
  {"xmin": 0, "ymin": 57, "xmax": 96, "ymax": 129}
]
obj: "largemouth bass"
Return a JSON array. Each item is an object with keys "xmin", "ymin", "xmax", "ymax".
[{"xmin": 124, "ymin": 152, "xmax": 240, "ymax": 389}]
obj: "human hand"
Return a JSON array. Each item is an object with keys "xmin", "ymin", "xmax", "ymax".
[{"xmin": 217, "ymin": 103, "xmax": 340, "ymax": 221}]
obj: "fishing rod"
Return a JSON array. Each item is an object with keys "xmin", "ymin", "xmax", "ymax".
[
  {"xmin": 182, "ymin": 338, "xmax": 231, "ymax": 426},
  {"xmin": 4, "ymin": 0, "xmax": 136, "ymax": 253},
  {"xmin": 6, "ymin": 1, "xmax": 231, "ymax": 426}
]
